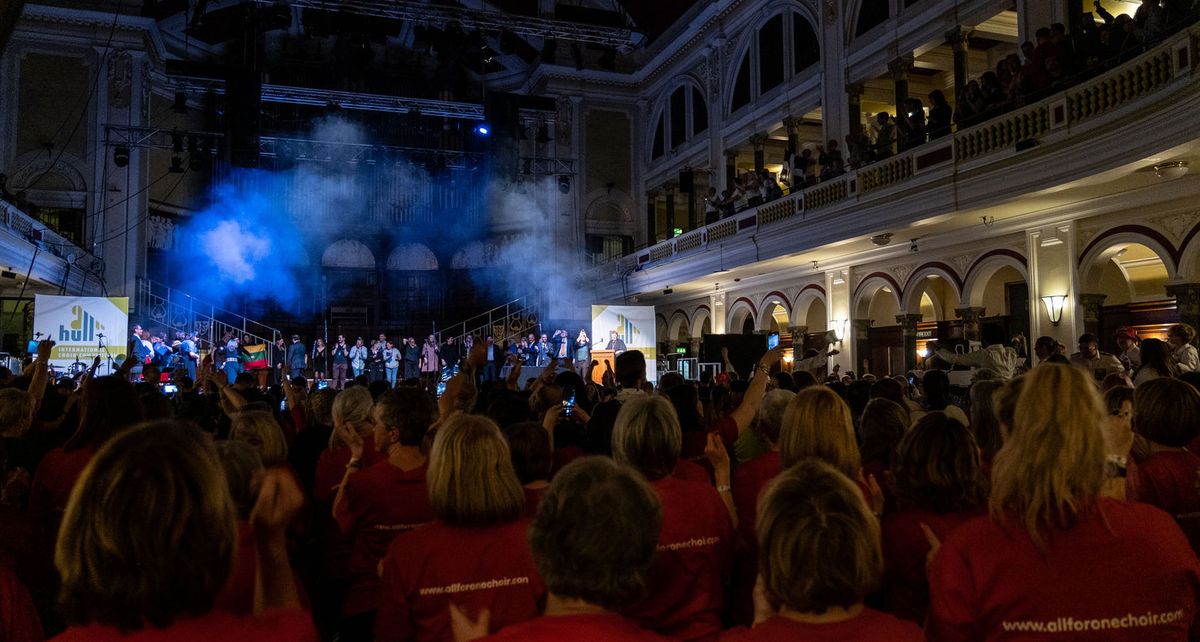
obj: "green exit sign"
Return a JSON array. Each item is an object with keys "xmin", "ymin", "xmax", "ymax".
[
  {"xmin": 675, "ymin": 347, "xmax": 687, "ymax": 354},
  {"xmin": 673, "ymin": 227, "xmax": 683, "ymax": 237}
]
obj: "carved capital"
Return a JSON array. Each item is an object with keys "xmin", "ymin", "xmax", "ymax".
[
  {"xmin": 945, "ymin": 26, "xmax": 973, "ymax": 51},
  {"xmin": 887, "ymin": 56, "xmax": 914, "ymax": 81},
  {"xmin": 1167, "ymin": 283, "xmax": 1200, "ymax": 315},
  {"xmin": 1078, "ymin": 293, "xmax": 1108, "ymax": 322},
  {"xmin": 782, "ymin": 116, "xmax": 801, "ymax": 132},
  {"xmin": 846, "ymin": 83, "xmax": 865, "ymax": 99},
  {"xmin": 895, "ymin": 313, "xmax": 924, "ymax": 333},
  {"xmin": 749, "ymin": 133, "xmax": 769, "ymax": 149}
]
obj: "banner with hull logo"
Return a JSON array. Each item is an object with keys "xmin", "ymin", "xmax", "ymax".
[
  {"xmin": 591, "ymin": 305, "xmax": 657, "ymax": 383},
  {"xmin": 33, "ymin": 295, "xmax": 129, "ymax": 376}
]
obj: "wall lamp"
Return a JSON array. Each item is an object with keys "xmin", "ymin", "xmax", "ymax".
[
  {"xmin": 1040, "ymin": 295, "xmax": 1067, "ymax": 326},
  {"xmin": 830, "ymin": 319, "xmax": 848, "ymax": 343}
]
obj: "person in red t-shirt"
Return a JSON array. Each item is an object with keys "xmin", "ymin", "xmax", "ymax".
[
  {"xmin": 51, "ymin": 421, "xmax": 316, "ymax": 642},
  {"xmin": 612, "ymin": 395, "xmax": 734, "ymax": 642},
  {"xmin": 332, "ymin": 387, "xmax": 437, "ymax": 639},
  {"xmin": 928, "ymin": 364, "xmax": 1200, "ymax": 641},
  {"xmin": 777, "ymin": 386, "xmax": 882, "ymax": 515},
  {"xmin": 1128, "ymin": 378, "xmax": 1200, "ymax": 553},
  {"xmin": 375, "ymin": 415, "xmax": 544, "ymax": 642},
  {"xmin": 729, "ymin": 389, "xmax": 794, "ymax": 625},
  {"xmin": 882, "ymin": 412, "xmax": 988, "ymax": 624},
  {"xmin": 453, "ymin": 457, "xmax": 667, "ymax": 642},
  {"xmin": 501, "ymin": 422, "xmax": 552, "ymax": 517},
  {"xmin": 0, "ymin": 562, "xmax": 42, "ymax": 642},
  {"xmin": 721, "ymin": 460, "xmax": 923, "ymax": 641},
  {"xmin": 30, "ymin": 376, "xmax": 143, "ymax": 535}
]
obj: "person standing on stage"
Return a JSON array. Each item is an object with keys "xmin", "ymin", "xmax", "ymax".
[
  {"xmin": 218, "ymin": 332, "xmax": 241, "ymax": 385},
  {"xmin": 349, "ymin": 337, "xmax": 368, "ymax": 379},
  {"xmin": 403, "ymin": 337, "xmax": 420, "ymax": 381},
  {"xmin": 442, "ymin": 335, "xmax": 460, "ymax": 378},
  {"xmin": 287, "ymin": 334, "xmax": 307, "ymax": 379},
  {"xmin": 606, "ymin": 330, "xmax": 627, "ymax": 356},
  {"xmin": 331, "ymin": 335, "xmax": 350, "ymax": 389},
  {"xmin": 574, "ymin": 330, "xmax": 591, "ymax": 379},
  {"xmin": 271, "ymin": 336, "xmax": 288, "ymax": 385},
  {"xmin": 384, "ymin": 340, "xmax": 402, "ymax": 388},
  {"xmin": 179, "ymin": 331, "xmax": 199, "ymax": 382},
  {"xmin": 420, "ymin": 334, "xmax": 442, "ymax": 392},
  {"xmin": 483, "ymin": 336, "xmax": 499, "ymax": 382},
  {"xmin": 312, "ymin": 338, "xmax": 329, "ymax": 383}
]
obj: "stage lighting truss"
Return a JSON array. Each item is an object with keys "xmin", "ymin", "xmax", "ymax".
[
  {"xmin": 161, "ymin": 75, "xmax": 486, "ymax": 120},
  {"xmin": 519, "ymin": 156, "xmax": 576, "ymax": 176},
  {"xmin": 258, "ymin": 136, "xmax": 487, "ymax": 170},
  {"xmin": 260, "ymin": 0, "xmax": 642, "ymax": 48},
  {"xmin": 104, "ymin": 125, "xmax": 223, "ymax": 155}
]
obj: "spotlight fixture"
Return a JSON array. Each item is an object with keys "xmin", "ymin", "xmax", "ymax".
[
  {"xmin": 1, "ymin": 270, "xmax": 15, "ymax": 279},
  {"xmin": 981, "ymin": 216, "xmax": 995, "ymax": 227},
  {"xmin": 811, "ymin": 260, "xmax": 819, "ymax": 271},
  {"xmin": 172, "ymin": 90, "xmax": 188, "ymax": 114},
  {"xmin": 1154, "ymin": 161, "xmax": 1190, "ymax": 180},
  {"xmin": 870, "ymin": 233, "xmax": 893, "ymax": 246},
  {"xmin": 909, "ymin": 238, "xmax": 919, "ymax": 253},
  {"xmin": 169, "ymin": 156, "xmax": 185, "ymax": 173},
  {"xmin": 113, "ymin": 145, "xmax": 129, "ymax": 168},
  {"xmin": 557, "ymin": 175, "xmax": 571, "ymax": 194},
  {"xmin": 474, "ymin": 123, "xmax": 490, "ymax": 136},
  {"xmin": 663, "ymin": 287, "xmax": 673, "ymax": 295}
]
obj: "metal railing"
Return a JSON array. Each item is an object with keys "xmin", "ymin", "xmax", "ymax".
[
  {"xmin": 136, "ymin": 279, "xmax": 281, "ymax": 352},
  {"xmin": 0, "ymin": 198, "xmax": 95, "ymax": 264},
  {"xmin": 434, "ymin": 296, "xmax": 541, "ymax": 349},
  {"xmin": 605, "ymin": 22, "xmax": 1198, "ymax": 275}
]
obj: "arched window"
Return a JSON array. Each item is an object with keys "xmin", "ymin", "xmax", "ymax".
[
  {"xmin": 793, "ymin": 13, "xmax": 820, "ymax": 74},
  {"xmin": 759, "ymin": 14, "xmax": 785, "ymax": 93},
  {"xmin": 692, "ymin": 87, "xmax": 708, "ymax": 135},
  {"xmin": 728, "ymin": 9, "xmax": 822, "ymax": 114},
  {"xmin": 855, "ymin": 0, "xmax": 889, "ymax": 37},
  {"xmin": 730, "ymin": 51, "xmax": 752, "ymax": 112},
  {"xmin": 649, "ymin": 79, "xmax": 710, "ymax": 161}
]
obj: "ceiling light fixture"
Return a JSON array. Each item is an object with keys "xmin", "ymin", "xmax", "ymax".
[{"xmin": 1155, "ymin": 161, "xmax": 1190, "ymax": 180}]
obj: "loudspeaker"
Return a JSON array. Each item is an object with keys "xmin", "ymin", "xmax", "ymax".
[{"xmin": 678, "ymin": 169, "xmax": 694, "ymax": 193}]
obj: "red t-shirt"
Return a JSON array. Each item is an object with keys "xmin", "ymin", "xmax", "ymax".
[
  {"xmin": 522, "ymin": 486, "xmax": 548, "ymax": 518},
  {"xmin": 50, "ymin": 609, "xmax": 317, "ymax": 642},
  {"xmin": 312, "ymin": 440, "xmax": 385, "ymax": 507},
  {"xmin": 881, "ymin": 506, "xmax": 984, "ymax": 624},
  {"xmin": 30, "ymin": 447, "xmax": 95, "ymax": 529},
  {"xmin": 928, "ymin": 498, "xmax": 1200, "ymax": 641},
  {"xmin": 1129, "ymin": 449, "xmax": 1200, "ymax": 554},
  {"xmin": 487, "ymin": 612, "xmax": 667, "ymax": 641},
  {"xmin": 732, "ymin": 451, "xmax": 781, "ymax": 546},
  {"xmin": 622, "ymin": 475, "xmax": 733, "ymax": 642},
  {"xmin": 375, "ymin": 519, "xmax": 544, "ymax": 642},
  {"xmin": 719, "ymin": 610, "xmax": 923, "ymax": 641},
  {"xmin": 0, "ymin": 563, "xmax": 42, "ymax": 642},
  {"xmin": 335, "ymin": 460, "xmax": 434, "ymax": 616},
  {"xmin": 674, "ymin": 459, "xmax": 712, "ymax": 484}
]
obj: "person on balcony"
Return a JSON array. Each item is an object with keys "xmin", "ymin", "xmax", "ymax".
[
  {"xmin": 927, "ymin": 90, "xmax": 953, "ymax": 139},
  {"xmin": 871, "ymin": 112, "xmax": 895, "ymax": 161},
  {"xmin": 703, "ymin": 187, "xmax": 721, "ymax": 224},
  {"xmin": 818, "ymin": 140, "xmax": 845, "ymax": 178}
]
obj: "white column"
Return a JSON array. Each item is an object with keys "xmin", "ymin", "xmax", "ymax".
[
  {"xmin": 820, "ymin": 1, "xmax": 848, "ymax": 144},
  {"xmin": 1027, "ymin": 222, "xmax": 1080, "ymax": 346},
  {"xmin": 709, "ymin": 290, "xmax": 727, "ymax": 334},
  {"xmin": 826, "ymin": 268, "xmax": 851, "ymax": 372}
]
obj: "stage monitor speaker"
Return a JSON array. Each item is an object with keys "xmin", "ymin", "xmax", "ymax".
[
  {"xmin": 701, "ymin": 333, "xmax": 768, "ymax": 378},
  {"xmin": 678, "ymin": 169, "xmax": 694, "ymax": 193}
]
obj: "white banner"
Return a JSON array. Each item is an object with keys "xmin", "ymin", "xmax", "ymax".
[
  {"xmin": 33, "ymin": 295, "xmax": 129, "ymax": 376},
  {"xmin": 591, "ymin": 304, "xmax": 657, "ymax": 383}
]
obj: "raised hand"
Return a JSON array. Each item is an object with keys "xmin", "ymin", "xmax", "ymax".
[{"xmin": 250, "ymin": 468, "xmax": 303, "ymax": 541}]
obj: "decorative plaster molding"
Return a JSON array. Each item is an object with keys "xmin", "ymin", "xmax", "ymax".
[
  {"xmin": 950, "ymin": 253, "xmax": 975, "ymax": 277},
  {"xmin": 888, "ymin": 263, "xmax": 916, "ymax": 286},
  {"xmin": 1149, "ymin": 211, "xmax": 1200, "ymax": 246}
]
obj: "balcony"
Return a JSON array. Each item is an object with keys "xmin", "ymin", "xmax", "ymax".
[
  {"xmin": 593, "ymin": 24, "xmax": 1200, "ymax": 300},
  {"xmin": 0, "ymin": 198, "xmax": 100, "ymax": 295}
]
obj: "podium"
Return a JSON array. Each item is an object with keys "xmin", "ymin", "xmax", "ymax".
[{"xmin": 590, "ymin": 350, "xmax": 617, "ymax": 385}]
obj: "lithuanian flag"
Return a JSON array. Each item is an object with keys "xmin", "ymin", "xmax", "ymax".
[{"xmin": 241, "ymin": 343, "xmax": 269, "ymax": 369}]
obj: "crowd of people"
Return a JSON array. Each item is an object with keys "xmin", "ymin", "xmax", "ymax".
[
  {"xmin": 3, "ymin": 313, "xmax": 1200, "ymax": 641},
  {"xmin": 690, "ymin": 3, "xmax": 1200, "ymax": 232}
]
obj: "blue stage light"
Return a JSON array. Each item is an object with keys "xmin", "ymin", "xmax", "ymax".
[{"xmin": 474, "ymin": 124, "xmax": 490, "ymax": 136}]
